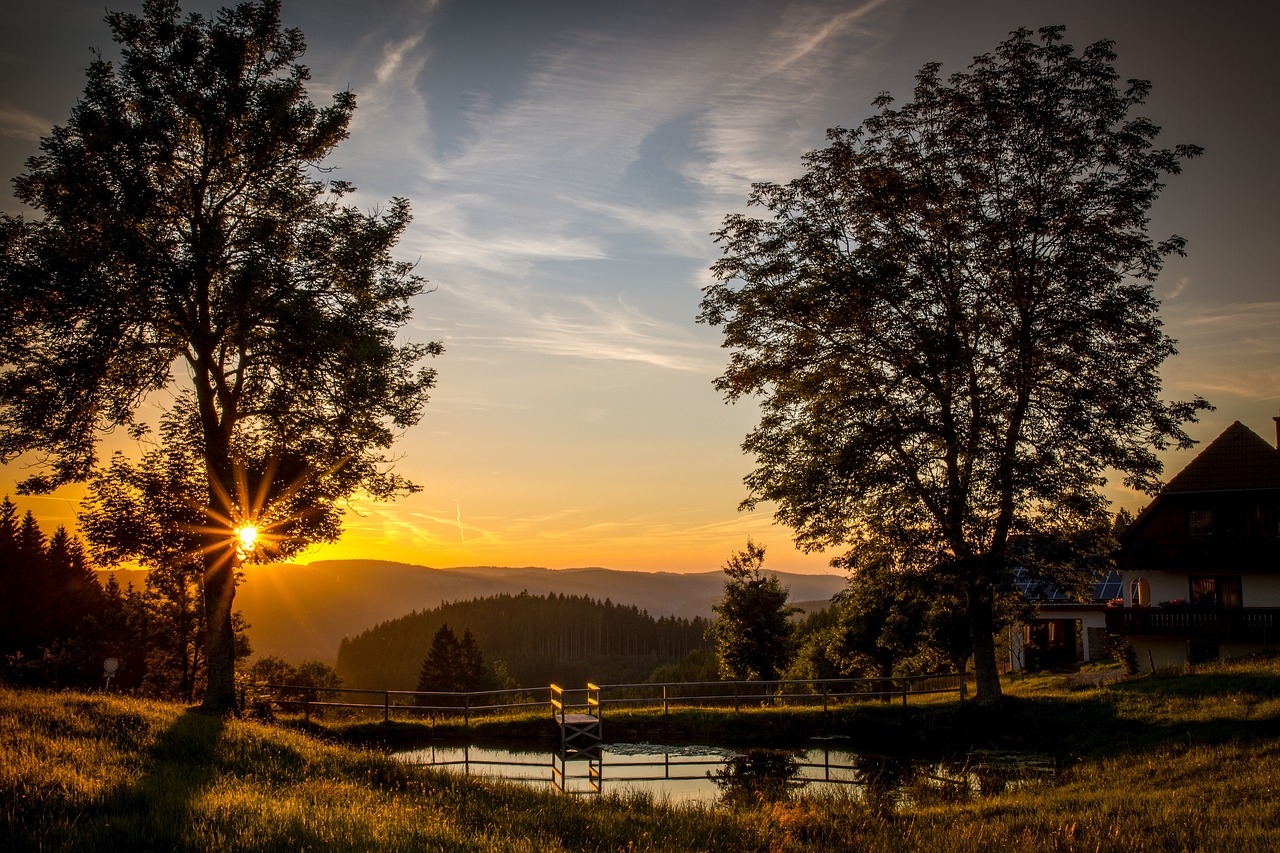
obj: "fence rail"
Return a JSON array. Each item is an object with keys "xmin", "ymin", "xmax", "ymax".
[{"xmin": 263, "ymin": 672, "xmax": 964, "ymax": 722}]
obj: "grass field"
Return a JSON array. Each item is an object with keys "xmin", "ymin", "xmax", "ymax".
[{"xmin": 5, "ymin": 657, "xmax": 1280, "ymax": 851}]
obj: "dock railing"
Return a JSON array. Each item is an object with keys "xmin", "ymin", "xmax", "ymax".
[{"xmin": 262, "ymin": 673, "xmax": 964, "ymax": 721}]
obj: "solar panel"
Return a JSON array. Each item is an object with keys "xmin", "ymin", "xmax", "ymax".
[{"xmin": 1012, "ymin": 566, "xmax": 1121, "ymax": 603}]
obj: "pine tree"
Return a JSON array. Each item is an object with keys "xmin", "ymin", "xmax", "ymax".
[{"xmin": 417, "ymin": 624, "xmax": 461, "ymax": 693}]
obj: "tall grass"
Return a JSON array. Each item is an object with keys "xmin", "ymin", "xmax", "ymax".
[{"xmin": 5, "ymin": 656, "xmax": 1280, "ymax": 851}]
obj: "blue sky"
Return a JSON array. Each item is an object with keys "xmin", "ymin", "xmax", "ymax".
[{"xmin": 2, "ymin": 0, "xmax": 1277, "ymax": 573}]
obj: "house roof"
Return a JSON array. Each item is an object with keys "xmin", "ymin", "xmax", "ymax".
[
  {"xmin": 1161, "ymin": 421, "xmax": 1280, "ymax": 493},
  {"xmin": 1119, "ymin": 421, "xmax": 1280, "ymax": 548}
]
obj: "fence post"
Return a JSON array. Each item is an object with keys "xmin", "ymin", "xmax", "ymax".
[
  {"xmin": 901, "ymin": 679, "xmax": 908, "ymax": 707},
  {"xmin": 304, "ymin": 699, "xmax": 311, "ymax": 721},
  {"xmin": 662, "ymin": 684, "xmax": 668, "ymax": 716},
  {"xmin": 734, "ymin": 682, "xmax": 740, "ymax": 712},
  {"xmin": 384, "ymin": 691, "xmax": 390, "ymax": 722},
  {"xmin": 465, "ymin": 693, "xmax": 471, "ymax": 726},
  {"xmin": 823, "ymin": 681, "xmax": 829, "ymax": 713}
]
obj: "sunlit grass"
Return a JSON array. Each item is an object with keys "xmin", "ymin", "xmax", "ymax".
[{"xmin": 5, "ymin": 657, "xmax": 1280, "ymax": 851}]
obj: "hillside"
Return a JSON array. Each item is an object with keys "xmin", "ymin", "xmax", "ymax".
[
  {"xmin": 337, "ymin": 591, "xmax": 711, "ymax": 690},
  {"xmin": 99, "ymin": 560, "xmax": 845, "ymax": 664}
]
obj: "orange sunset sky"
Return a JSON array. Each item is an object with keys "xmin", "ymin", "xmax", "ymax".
[{"xmin": 2, "ymin": 0, "xmax": 1277, "ymax": 575}]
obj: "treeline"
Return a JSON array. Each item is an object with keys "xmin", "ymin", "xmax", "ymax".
[
  {"xmin": 0, "ymin": 498, "xmax": 249, "ymax": 699},
  {"xmin": 337, "ymin": 591, "xmax": 711, "ymax": 690},
  {"xmin": 0, "ymin": 498, "xmax": 103, "ymax": 687}
]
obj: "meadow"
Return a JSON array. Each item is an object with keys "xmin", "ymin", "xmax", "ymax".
[{"xmin": 5, "ymin": 657, "xmax": 1280, "ymax": 851}]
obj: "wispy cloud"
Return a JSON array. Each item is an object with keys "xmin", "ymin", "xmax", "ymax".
[
  {"xmin": 434, "ymin": 283, "xmax": 721, "ymax": 372},
  {"xmin": 0, "ymin": 104, "xmax": 51, "ymax": 142},
  {"xmin": 1161, "ymin": 301, "xmax": 1280, "ymax": 401}
]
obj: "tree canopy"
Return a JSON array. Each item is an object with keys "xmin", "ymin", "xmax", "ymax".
[
  {"xmin": 0, "ymin": 0, "xmax": 439, "ymax": 711},
  {"xmin": 698, "ymin": 26, "xmax": 1206, "ymax": 706},
  {"xmin": 708, "ymin": 540, "xmax": 796, "ymax": 682}
]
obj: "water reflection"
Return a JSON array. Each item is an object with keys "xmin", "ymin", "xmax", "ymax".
[
  {"xmin": 711, "ymin": 748, "xmax": 806, "ymax": 807},
  {"xmin": 393, "ymin": 741, "xmax": 1056, "ymax": 806}
]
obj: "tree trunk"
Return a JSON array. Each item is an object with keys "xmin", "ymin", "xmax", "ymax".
[
  {"xmin": 200, "ymin": 546, "xmax": 238, "ymax": 714},
  {"xmin": 969, "ymin": 581, "xmax": 1003, "ymax": 707}
]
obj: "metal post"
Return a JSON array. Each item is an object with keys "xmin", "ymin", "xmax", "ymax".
[
  {"xmin": 823, "ymin": 681, "xmax": 829, "ymax": 713},
  {"xmin": 384, "ymin": 691, "xmax": 390, "ymax": 722},
  {"xmin": 465, "ymin": 693, "xmax": 471, "ymax": 726},
  {"xmin": 662, "ymin": 685, "xmax": 668, "ymax": 716},
  {"xmin": 901, "ymin": 680, "xmax": 908, "ymax": 707},
  {"xmin": 734, "ymin": 682, "xmax": 740, "ymax": 712}
]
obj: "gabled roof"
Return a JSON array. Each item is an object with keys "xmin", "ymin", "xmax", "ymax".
[
  {"xmin": 1161, "ymin": 421, "xmax": 1280, "ymax": 493},
  {"xmin": 1120, "ymin": 421, "xmax": 1280, "ymax": 548}
]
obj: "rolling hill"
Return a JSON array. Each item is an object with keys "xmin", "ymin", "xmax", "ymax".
[{"xmin": 99, "ymin": 560, "xmax": 845, "ymax": 664}]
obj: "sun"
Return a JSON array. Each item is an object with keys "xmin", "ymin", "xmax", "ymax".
[{"xmin": 235, "ymin": 524, "xmax": 259, "ymax": 554}]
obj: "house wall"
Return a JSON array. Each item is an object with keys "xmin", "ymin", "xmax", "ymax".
[
  {"xmin": 1128, "ymin": 637, "xmax": 1188, "ymax": 672},
  {"xmin": 1245, "ymin": 573, "xmax": 1280, "ymax": 605},
  {"xmin": 1121, "ymin": 571, "xmax": 1186, "ymax": 606},
  {"xmin": 1121, "ymin": 570, "xmax": 1280, "ymax": 607},
  {"xmin": 1128, "ymin": 637, "xmax": 1272, "ymax": 673}
]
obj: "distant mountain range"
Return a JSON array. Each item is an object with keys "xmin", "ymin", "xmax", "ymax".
[{"xmin": 101, "ymin": 560, "xmax": 845, "ymax": 664}]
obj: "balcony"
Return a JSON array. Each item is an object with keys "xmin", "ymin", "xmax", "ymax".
[{"xmin": 1106, "ymin": 606, "xmax": 1280, "ymax": 641}]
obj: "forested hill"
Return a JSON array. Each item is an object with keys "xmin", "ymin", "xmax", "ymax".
[
  {"xmin": 127, "ymin": 560, "xmax": 844, "ymax": 664},
  {"xmin": 336, "ymin": 592, "xmax": 710, "ymax": 690}
]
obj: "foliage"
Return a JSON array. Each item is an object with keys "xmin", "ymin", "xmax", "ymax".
[
  {"xmin": 0, "ymin": 0, "xmax": 440, "ymax": 712},
  {"xmin": 822, "ymin": 549, "xmax": 976, "ymax": 680},
  {"xmin": 416, "ymin": 625, "xmax": 493, "ymax": 693},
  {"xmin": 648, "ymin": 647, "xmax": 721, "ymax": 685},
  {"xmin": 698, "ymin": 26, "xmax": 1207, "ymax": 706},
  {"xmin": 711, "ymin": 748, "xmax": 806, "ymax": 807},
  {"xmin": 0, "ymin": 498, "xmax": 104, "ymax": 687},
  {"xmin": 707, "ymin": 540, "xmax": 797, "ymax": 682},
  {"xmin": 338, "ymin": 591, "xmax": 710, "ymax": 690},
  {"xmin": 247, "ymin": 655, "xmax": 341, "ymax": 703}
]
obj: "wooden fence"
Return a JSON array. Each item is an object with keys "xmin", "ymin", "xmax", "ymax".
[{"xmin": 263, "ymin": 673, "xmax": 964, "ymax": 722}]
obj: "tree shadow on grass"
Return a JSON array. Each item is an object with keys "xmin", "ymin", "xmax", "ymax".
[{"xmin": 87, "ymin": 709, "xmax": 225, "ymax": 850}]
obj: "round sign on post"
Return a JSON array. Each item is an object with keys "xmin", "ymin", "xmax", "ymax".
[{"xmin": 103, "ymin": 658, "xmax": 119, "ymax": 692}]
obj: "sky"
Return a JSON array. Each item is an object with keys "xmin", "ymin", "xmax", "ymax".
[{"xmin": 1, "ymin": 0, "xmax": 1277, "ymax": 575}]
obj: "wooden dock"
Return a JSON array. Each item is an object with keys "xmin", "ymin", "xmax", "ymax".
[{"xmin": 550, "ymin": 684, "xmax": 602, "ymax": 793}]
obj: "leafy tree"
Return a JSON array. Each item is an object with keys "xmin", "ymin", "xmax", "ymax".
[
  {"xmin": 247, "ymin": 655, "xmax": 340, "ymax": 703},
  {"xmin": 707, "ymin": 540, "xmax": 797, "ymax": 682},
  {"xmin": 828, "ymin": 550, "xmax": 973, "ymax": 681},
  {"xmin": 0, "ymin": 0, "xmax": 439, "ymax": 712},
  {"xmin": 698, "ymin": 26, "xmax": 1207, "ymax": 705}
]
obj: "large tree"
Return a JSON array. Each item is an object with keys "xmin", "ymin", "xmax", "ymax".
[
  {"xmin": 0, "ymin": 0, "xmax": 439, "ymax": 712},
  {"xmin": 698, "ymin": 26, "xmax": 1207, "ymax": 706}
]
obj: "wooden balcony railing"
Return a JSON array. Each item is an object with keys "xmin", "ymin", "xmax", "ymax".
[{"xmin": 1105, "ymin": 606, "xmax": 1280, "ymax": 640}]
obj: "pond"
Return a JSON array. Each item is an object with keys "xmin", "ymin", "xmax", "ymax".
[{"xmin": 392, "ymin": 740, "xmax": 1056, "ymax": 805}]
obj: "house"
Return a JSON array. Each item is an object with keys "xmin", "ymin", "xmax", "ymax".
[
  {"xmin": 1107, "ymin": 420, "xmax": 1280, "ymax": 671},
  {"xmin": 1008, "ymin": 568, "xmax": 1122, "ymax": 673}
]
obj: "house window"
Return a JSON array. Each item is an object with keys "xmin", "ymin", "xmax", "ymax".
[
  {"xmin": 1189, "ymin": 576, "xmax": 1243, "ymax": 607},
  {"xmin": 1187, "ymin": 509, "xmax": 1213, "ymax": 536},
  {"xmin": 1130, "ymin": 577, "xmax": 1151, "ymax": 607}
]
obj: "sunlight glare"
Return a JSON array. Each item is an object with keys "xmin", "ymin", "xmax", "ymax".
[{"xmin": 236, "ymin": 525, "xmax": 259, "ymax": 553}]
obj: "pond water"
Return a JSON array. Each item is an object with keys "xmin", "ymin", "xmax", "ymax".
[{"xmin": 392, "ymin": 740, "xmax": 1056, "ymax": 805}]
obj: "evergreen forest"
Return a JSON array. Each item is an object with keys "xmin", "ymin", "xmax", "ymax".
[{"xmin": 337, "ymin": 592, "xmax": 712, "ymax": 690}]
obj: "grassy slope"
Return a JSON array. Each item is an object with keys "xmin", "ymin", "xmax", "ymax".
[{"xmin": 5, "ymin": 658, "xmax": 1280, "ymax": 851}]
